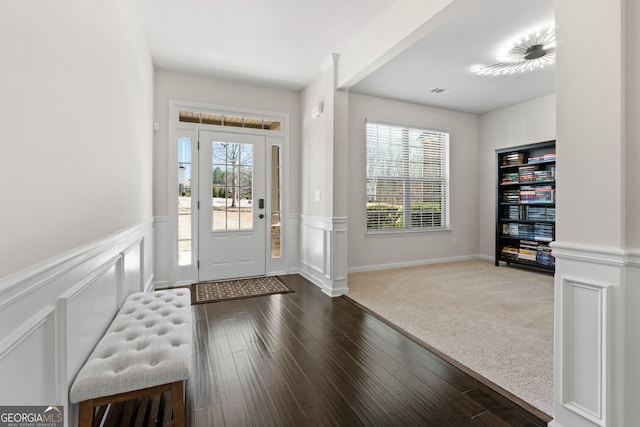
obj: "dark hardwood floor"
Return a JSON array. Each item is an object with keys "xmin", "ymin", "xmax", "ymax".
[{"xmin": 186, "ymin": 274, "xmax": 549, "ymax": 427}]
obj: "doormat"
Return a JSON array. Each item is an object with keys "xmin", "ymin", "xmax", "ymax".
[{"xmin": 191, "ymin": 276, "xmax": 293, "ymax": 305}]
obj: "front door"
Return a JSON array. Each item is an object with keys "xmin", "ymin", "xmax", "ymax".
[{"xmin": 198, "ymin": 130, "xmax": 266, "ymax": 281}]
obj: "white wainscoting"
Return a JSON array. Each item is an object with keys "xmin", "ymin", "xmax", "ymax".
[
  {"xmin": 0, "ymin": 219, "xmax": 154, "ymax": 427},
  {"xmin": 550, "ymin": 242, "xmax": 630, "ymax": 427},
  {"xmin": 153, "ymin": 216, "xmax": 170, "ymax": 287},
  {"xmin": 625, "ymin": 250, "xmax": 640, "ymax": 426},
  {"xmin": 560, "ymin": 276, "xmax": 610, "ymax": 425},
  {"xmin": 298, "ymin": 214, "xmax": 348, "ymax": 297}
]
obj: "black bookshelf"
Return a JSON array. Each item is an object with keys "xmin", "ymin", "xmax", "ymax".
[{"xmin": 495, "ymin": 141, "xmax": 556, "ymax": 272}]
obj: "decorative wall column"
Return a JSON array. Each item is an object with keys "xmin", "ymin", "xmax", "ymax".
[
  {"xmin": 299, "ymin": 55, "xmax": 349, "ymax": 296},
  {"xmin": 551, "ymin": 0, "xmax": 639, "ymax": 426}
]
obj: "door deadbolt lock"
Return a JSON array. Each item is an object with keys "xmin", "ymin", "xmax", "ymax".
[{"xmin": 259, "ymin": 214, "xmax": 264, "ymax": 219}]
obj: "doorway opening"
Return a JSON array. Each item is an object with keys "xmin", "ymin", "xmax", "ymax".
[{"xmin": 169, "ymin": 102, "xmax": 288, "ymax": 285}]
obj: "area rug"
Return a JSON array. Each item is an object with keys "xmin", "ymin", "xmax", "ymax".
[
  {"xmin": 191, "ymin": 276, "xmax": 292, "ymax": 304},
  {"xmin": 347, "ymin": 259, "xmax": 554, "ymax": 416}
]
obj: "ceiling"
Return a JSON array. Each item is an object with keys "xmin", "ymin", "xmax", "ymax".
[{"xmin": 138, "ymin": 0, "xmax": 555, "ymax": 115}]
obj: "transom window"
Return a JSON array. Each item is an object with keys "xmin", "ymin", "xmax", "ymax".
[
  {"xmin": 179, "ymin": 110, "xmax": 281, "ymax": 131},
  {"xmin": 366, "ymin": 121, "xmax": 449, "ymax": 232}
]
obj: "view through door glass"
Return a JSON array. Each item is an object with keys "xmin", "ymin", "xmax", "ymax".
[{"xmin": 212, "ymin": 142, "xmax": 254, "ymax": 231}]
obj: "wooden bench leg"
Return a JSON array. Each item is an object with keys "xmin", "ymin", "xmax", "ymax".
[
  {"xmin": 78, "ymin": 400, "xmax": 95, "ymax": 427},
  {"xmin": 171, "ymin": 380, "xmax": 186, "ymax": 427}
]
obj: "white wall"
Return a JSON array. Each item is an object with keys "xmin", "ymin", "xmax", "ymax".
[
  {"xmin": 626, "ymin": 0, "xmax": 640, "ymax": 249},
  {"xmin": 0, "ymin": 1, "xmax": 154, "ymax": 425},
  {"xmin": 478, "ymin": 95, "xmax": 556, "ymax": 258},
  {"xmin": 0, "ymin": 0, "xmax": 154, "ymax": 280},
  {"xmin": 625, "ymin": 1, "xmax": 640, "ymax": 423},
  {"xmin": 300, "ymin": 66, "xmax": 335, "ymax": 217},
  {"xmin": 347, "ymin": 93, "xmax": 480, "ymax": 270}
]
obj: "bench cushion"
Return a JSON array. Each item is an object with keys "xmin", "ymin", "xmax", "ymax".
[{"xmin": 69, "ymin": 289, "xmax": 192, "ymax": 403}]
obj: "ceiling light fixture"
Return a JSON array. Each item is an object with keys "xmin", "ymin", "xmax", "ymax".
[{"xmin": 471, "ymin": 25, "xmax": 556, "ymax": 76}]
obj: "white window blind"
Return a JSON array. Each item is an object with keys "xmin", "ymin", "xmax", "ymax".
[{"xmin": 366, "ymin": 121, "xmax": 449, "ymax": 232}]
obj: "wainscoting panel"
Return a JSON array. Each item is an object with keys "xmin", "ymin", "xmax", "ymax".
[
  {"xmin": 301, "ymin": 218, "xmax": 325, "ymax": 274},
  {"xmin": 61, "ymin": 257, "xmax": 120, "ymax": 390},
  {"xmin": 0, "ymin": 219, "xmax": 153, "ymax": 427},
  {"xmin": 122, "ymin": 238, "xmax": 143, "ymax": 301},
  {"xmin": 0, "ymin": 307, "xmax": 56, "ymax": 404},
  {"xmin": 551, "ymin": 242, "xmax": 624, "ymax": 427},
  {"xmin": 561, "ymin": 277, "xmax": 610, "ymax": 424},
  {"xmin": 299, "ymin": 215, "xmax": 348, "ymax": 297},
  {"xmin": 152, "ymin": 216, "xmax": 170, "ymax": 288}
]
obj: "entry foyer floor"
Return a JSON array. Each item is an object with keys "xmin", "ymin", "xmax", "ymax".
[{"xmin": 185, "ymin": 274, "xmax": 549, "ymax": 426}]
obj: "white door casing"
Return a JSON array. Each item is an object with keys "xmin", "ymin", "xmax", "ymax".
[{"xmin": 198, "ymin": 130, "xmax": 266, "ymax": 281}]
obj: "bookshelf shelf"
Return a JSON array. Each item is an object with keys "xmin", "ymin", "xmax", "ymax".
[{"xmin": 495, "ymin": 141, "xmax": 556, "ymax": 272}]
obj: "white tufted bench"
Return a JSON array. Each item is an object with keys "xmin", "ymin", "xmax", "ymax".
[{"xmin": 69, "ymin": 288, "xmax": 192, "ymax": 427}]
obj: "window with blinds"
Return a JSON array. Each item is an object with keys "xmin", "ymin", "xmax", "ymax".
[{"xmin": 366, "ymin": 121, "xmax": 449, "ymax": 232}]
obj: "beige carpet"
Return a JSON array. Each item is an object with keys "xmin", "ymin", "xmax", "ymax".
[{"xmin": 347, "ymin": 259, "xmax": 553, "ymax": 416}]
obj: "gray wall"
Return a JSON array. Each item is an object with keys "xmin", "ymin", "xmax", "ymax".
[
  {"xmin": 478, "ymin": 94, "xmax": 556, "ymax": 259},
  {"xmin": 347, "ymin": 93, "xmax": 480, "ymax": 270}
]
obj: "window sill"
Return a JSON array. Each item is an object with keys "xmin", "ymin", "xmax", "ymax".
[{"xmin": 366, "ymin": 227, "xmax": 452, "ymax": 237}]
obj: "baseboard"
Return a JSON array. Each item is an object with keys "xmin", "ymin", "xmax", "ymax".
[
  {"xmin": 348, "ymin": 254, "xmax": 481, "ymax": 273},
  {"xmin": 477, "ymin": 253, "xmax": 494, "ymax": 262},
  {"xmin": 297, "ymin": 268, "xmax": 324, "ymax": 290}
]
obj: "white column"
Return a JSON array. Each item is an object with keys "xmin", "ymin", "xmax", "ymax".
[{"xmin": 551, "ymin": 1, "xmax": 638, "ymax": 426}]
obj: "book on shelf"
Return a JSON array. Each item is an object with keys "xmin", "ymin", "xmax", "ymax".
[
  {"xmin": 518, "ymin": 240, "xmax": 539, "ymax": 262},
  {"xmin": 518, "ymin": 223, "xmax": 535, "ymax": 239},
  {"xmin": 519, "ymin": 185, "xmax": 554, "ymax": 204},
  {"xmin": 501, "ymin": 205, "xmax": 520, "ymax": 220},
  {"xmin": 528, "ymin": 153, "xmax": 556, "ymax": 163},
  {"xmin": 502, "ymin": 223, "xmax": 519, "ymax": 237},
  {"xmin": 546, "ymin": 208, "xmax": 556, "ymax": 221},
  {"xmin": 536, "ymin": 245, "xmax": 555, "ymax": 266},
  {"xmin": 501, "ymin": 246, "xmax": 519, "ymax": 260},
  {"xmin": 502, "ymin": 189, "xmax": 520, "ymax": 203},
  {"xmin": 518, "ymin": 165, "xmax": 537, "ymax": 182},
  {"xmin": 535, "ymin": 186, "xmax": 554, "ymax": 203},
  {"xmin": 534, "ymin": 223, "xmax": 553, "ymax": 241},
  {"xmin": 500, "ymin": 152, "xmax": 525, "ymax": 166},
  {"xmin": 534, "ymin": 170, "xmax": 552, "ymax": 182},
  {"xmin": 526, "ymin": 206, "xmax": 546, "ymax": 221},
  {"xmin": 501, "ymin": 172, "xmax": 519, "ymax": 184},
  {"xmin": 519, "ymin": 186, "xmax": 536, "ymax": 204}
]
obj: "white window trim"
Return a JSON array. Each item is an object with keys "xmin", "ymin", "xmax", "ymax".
[{"xmin": 365, "ymin": 119, "xmax": 450, "ymax": 235}]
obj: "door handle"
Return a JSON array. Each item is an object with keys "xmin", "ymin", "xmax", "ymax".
[{"xmin": 258, "ymin": 198, "xmax": 264, "ymax": 209}]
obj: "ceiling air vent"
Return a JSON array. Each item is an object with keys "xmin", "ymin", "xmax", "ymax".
[{"xmin": 430, "ymin": 87, "xmax": 449, "ymax": 94}]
